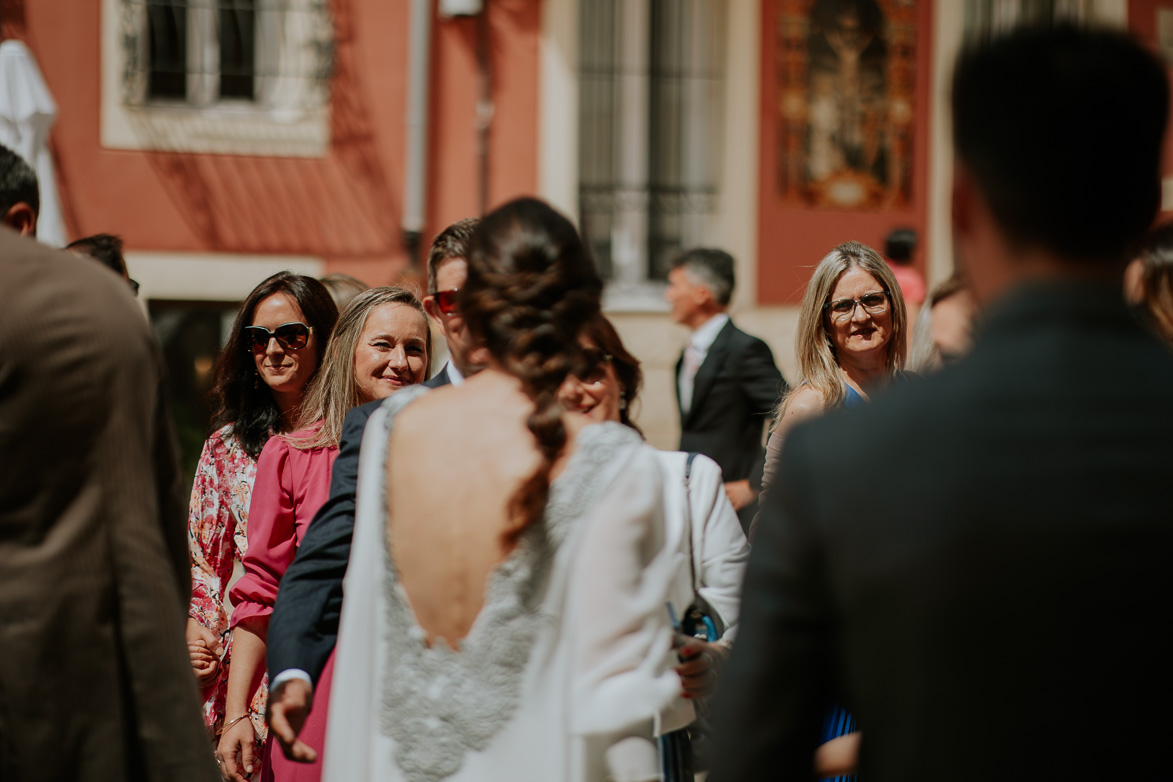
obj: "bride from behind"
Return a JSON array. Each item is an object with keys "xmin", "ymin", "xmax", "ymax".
[{"xmin": 324, "ymin": 198, "xmax": 687, "ymax": 782}]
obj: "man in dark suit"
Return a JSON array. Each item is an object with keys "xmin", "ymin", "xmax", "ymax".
[
  {"xmin": 666, "ymin": 247, "xmax": 785, "ymax": 531},
  {"xmin": 0, "ymin": 230, "xmax": 217, "ymax": 781},
  {"xmin": 712, "ymin": 26, "xmax": 1172, "ymax": 782},
  {"xmin": 265, "ymin": 218, "xmax": 483, "ymax": 761}
]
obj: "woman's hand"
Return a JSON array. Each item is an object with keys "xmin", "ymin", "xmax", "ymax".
[
  {"xmin": 675, "ymin": 637, "xmax": 730, "ymax": 699},
  {"xmin": 186, "ymin": 618, "xmax": 223, "ymax": 690},
  {"xmin": 216, "ymin": 716, "xmax": 258, "ymax": 782}
]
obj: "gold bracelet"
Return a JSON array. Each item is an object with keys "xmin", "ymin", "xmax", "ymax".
[{"xmin": 223, "ymin": 714, "xmax": 252, "ymax": 733}]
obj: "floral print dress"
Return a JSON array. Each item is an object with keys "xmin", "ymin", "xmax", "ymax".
[{"xmin": 187, "ymin": 424, "xmax": 268, "ymax": 745}]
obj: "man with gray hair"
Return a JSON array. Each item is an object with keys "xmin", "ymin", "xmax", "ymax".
[{"xmin": 666, "ymin": 247, "xmax": 785, "ymax": 531}]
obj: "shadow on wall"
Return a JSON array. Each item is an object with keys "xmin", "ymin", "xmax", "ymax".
[{"xmin": 132, "ymin": 0, "xmax": 403, "ymax": 261}]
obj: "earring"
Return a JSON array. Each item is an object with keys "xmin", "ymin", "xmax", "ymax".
[{"xmin": 619, "ymin": 392, "xmax": 628, "ymax": 411}]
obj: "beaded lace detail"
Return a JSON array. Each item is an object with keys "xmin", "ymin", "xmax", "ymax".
[{"xmin": 373, "ymin": 388, "xmax": 643, "ymax": 782}]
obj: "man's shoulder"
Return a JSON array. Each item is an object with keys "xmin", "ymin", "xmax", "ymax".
[
  {"xmin": 722, "ymin": 318, "xmax": 772, "ymax": 351},
  {"xmin": 345, "ymin": 399, "xmax": 384, "ymax": 427},
  {"xmin": 783, "ymin": 369, "xmax": 963, "ymax": 473},
  {"xmin": 423, "ymin": 366, "xmax": 451, "ymax": 388}
]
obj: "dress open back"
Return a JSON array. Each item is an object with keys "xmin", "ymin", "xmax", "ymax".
[{"xmin": 324, "ymin": 386, "xmax": 685, "ymax": 782}]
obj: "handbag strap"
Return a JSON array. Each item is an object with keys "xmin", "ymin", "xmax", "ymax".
[{"xmin": 683, "ymin": 452, "xmax": 701, "ymax": 596}]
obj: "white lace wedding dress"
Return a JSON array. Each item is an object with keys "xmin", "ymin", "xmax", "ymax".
[{"xmin": 323, "ymin": 387, "xmax": 688, "ymax": 782}]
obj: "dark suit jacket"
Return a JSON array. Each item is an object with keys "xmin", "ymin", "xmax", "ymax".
[
  {"xmin": 0, "ymin": 231, "xmax": 217, "ymax": 782},
  {"xmin": 711, "ymin": 282, "xmax": 1173, "ymax": 782},
  {"xmin": 677, "ymin": 319, "xmax": 785, "ymax": 528},
  {"xmin": 268, "ymin": 369, "xmax": 451, "ymax": 684}
]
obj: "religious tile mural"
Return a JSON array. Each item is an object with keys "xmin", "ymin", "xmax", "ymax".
[{"xmin": 776, "ymin": 0, "xmax": 917, "ymax": 209}]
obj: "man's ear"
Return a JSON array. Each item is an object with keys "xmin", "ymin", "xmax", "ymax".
[
  {"xmin": 4, "ymin": 203, "xmax": 36, "ymax": 238},
  {"xmin": 421, "ymin": 296, "xmax": 444, "ymax": 328},
  {"xmin": 694, "ymin": 282, "xmax": 714, "ymax": 310}
]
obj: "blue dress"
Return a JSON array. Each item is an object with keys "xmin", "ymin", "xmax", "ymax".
[{"xmin": 819, "ymin": 384, "xmax": 865, "ymax": 781}]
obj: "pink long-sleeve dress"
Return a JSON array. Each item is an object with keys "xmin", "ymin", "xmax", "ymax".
[{"xmin": 230, "ymin": 425, "xmax": 338, "ymax": 782}]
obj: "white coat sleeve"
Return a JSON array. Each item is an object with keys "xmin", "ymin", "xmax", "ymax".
[
  {"xmin": 690, "ymin": 456, "xmax": 750, "ymax": 643},
  {"xmin": 567, "ymin": 448, "xmax": 686, "ymax": 781}
]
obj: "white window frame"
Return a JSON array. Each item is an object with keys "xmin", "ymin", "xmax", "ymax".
[{"xmin": 101, "ymin": 0, "xmax": 332, "ymax": 158}]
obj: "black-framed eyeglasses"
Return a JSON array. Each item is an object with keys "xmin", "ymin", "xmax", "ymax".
[
  {"xmin": 244, "ymin": 322, "xmax": 313, "ymax": 351},
  {"xmin": 129, "ymin": 279, "xmax": 140, "ymax": 297},
  {"xmin": 433, "ymin": 288, "xmax": 459, "ymax": 315},
  {"xmin": 824, "ymin": 290, "xmax": 891, "ymax": 322},
  {"xmin": 578, "ymin": 348, "xmax": 614, "ymax": 385}
]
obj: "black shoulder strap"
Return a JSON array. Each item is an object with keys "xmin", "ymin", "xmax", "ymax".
[{"xmin": 683, "ymin": 452, "xmax": 701, "ymax": 594}]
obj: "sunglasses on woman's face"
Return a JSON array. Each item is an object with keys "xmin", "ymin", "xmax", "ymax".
[
  {"xmin": 432, "ymin": 288, "xmax": 460, "ymax": 316},
  {"xmin": 244, "ymin": 322, "xmax": 313, "ymax": 351}
]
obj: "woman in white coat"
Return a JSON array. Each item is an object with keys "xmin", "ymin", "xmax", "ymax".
[{"xmin": 557, "ymin": 313, "xmax": 750, "ymax": 777}]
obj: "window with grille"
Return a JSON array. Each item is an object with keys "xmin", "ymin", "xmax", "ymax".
[
  {"xmin": 578, "ymin": 0, "xmax": 726, "ymax": 286},
  {"xmin": 123, "ymin": 0, "xmax": 330, "ymax": 111},
  {"xmin": 141, "ymin": 0, "xmax": 262, "ymax": 105},
  {"xmin": 105, "ymin": 0, "xmax": 331, "ymax": 156}
]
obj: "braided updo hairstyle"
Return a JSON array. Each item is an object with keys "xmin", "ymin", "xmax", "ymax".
[{"xmin": 459, "ymin": 197, "xmax": 604, "ymax": 544}]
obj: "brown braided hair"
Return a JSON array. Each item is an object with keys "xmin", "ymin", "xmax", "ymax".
[{"xmin": 459, "ymin": 198, "xmax": 604, "ymax": 545}]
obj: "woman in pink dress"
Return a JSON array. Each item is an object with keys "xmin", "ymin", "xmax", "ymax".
[
  {"xmin": 186, "ymin": 272, "xmax": 338, "ymax": 747},
  {"xmin": 217, "ymin": 286, "xmax": 431, "ymax": 782}
]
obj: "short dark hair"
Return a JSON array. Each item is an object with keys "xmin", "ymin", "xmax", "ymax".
[
  {"xmin": 67, "ymin": 234, "xmax": 126, "ymax": 276},
  {"xmin": 885, "ymin": 228, "xmax": 917, "ymax": 264},
  {"xmin": 427, "ymin": 217, "xmax": 481, "ymax": 294},
  {"xmin": 951, "ymin": 25, "xmax": 1168, "ymax": 264},
  {"xmin": 209, "ymin": 272, "xmax": 339, "ymax": 458},
  {"xmin": 0, "ymin": 144, "xmax": 39, "ymax": 217},
  {"xmin": 672, "ymin": 247, "xmax": 736, "ymax": 306}
]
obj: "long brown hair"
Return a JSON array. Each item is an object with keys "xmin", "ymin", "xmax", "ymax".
[{"xmin": 459, "ymin": 198, "xmax": 603, "ymax": 544}]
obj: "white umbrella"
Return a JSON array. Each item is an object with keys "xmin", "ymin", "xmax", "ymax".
[{"xmin": 0, "ymin": 39, "xmax": 66, "ymax": 246}]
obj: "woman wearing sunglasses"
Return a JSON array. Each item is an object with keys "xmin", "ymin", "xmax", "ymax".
[
  {"xmin": 755, "ymin": 240, "xmax": 908, "ymax": 780},
  {"xmin": 556, "ymin": 313, "xmax": 749, "ymax": 780},
  {"xmin": 186, "ymin": 272, "xmax": 339, "ymax": 754},
  {"xmin": 217, "ymin": 287, "xmax": 430, "ymax": 782}
]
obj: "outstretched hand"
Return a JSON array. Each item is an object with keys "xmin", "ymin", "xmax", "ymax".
[{"xmin": 268, "ymin": 678, "xmax": 318, "ymax": 763}]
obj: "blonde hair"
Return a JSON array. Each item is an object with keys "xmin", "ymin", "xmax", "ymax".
[
  {"xmin": 290, "ymin": 286, "xmax": 430, "ymax": 450},
  {"xmin": 776, "ymin": 241, "xmax": 907, "ymax": 424}
]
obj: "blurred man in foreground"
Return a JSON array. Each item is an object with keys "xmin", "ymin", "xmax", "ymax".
[
  {"xmin": 0, "ymin": 231, "xmax": 216, "ymax": 781},
  {"xmin": 714, "ymin": 25, "xmax": 1172, "ymax": 782}
]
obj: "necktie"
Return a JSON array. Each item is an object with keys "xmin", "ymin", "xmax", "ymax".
[{"xmin": 680, "ymin": 342, "xmax": 703, "ymax": 415}]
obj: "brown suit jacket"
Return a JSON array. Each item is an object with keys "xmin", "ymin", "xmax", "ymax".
[{"xmin": 0, "ymin": 230, "xmax": 217, "ymax": 781}]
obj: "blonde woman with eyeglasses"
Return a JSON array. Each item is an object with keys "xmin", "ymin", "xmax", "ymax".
[{"xmin": 752, "ymin": 240, "xmax": 907, "ymax": 780}]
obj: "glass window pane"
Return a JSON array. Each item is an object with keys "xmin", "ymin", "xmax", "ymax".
[
  {"xmin": 220, "ymin": 0, "xmax": 257, "ymax": 100},
  {"xmin": 147, "ymin": 0, "xmax": 188, "ymax": 99}
]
